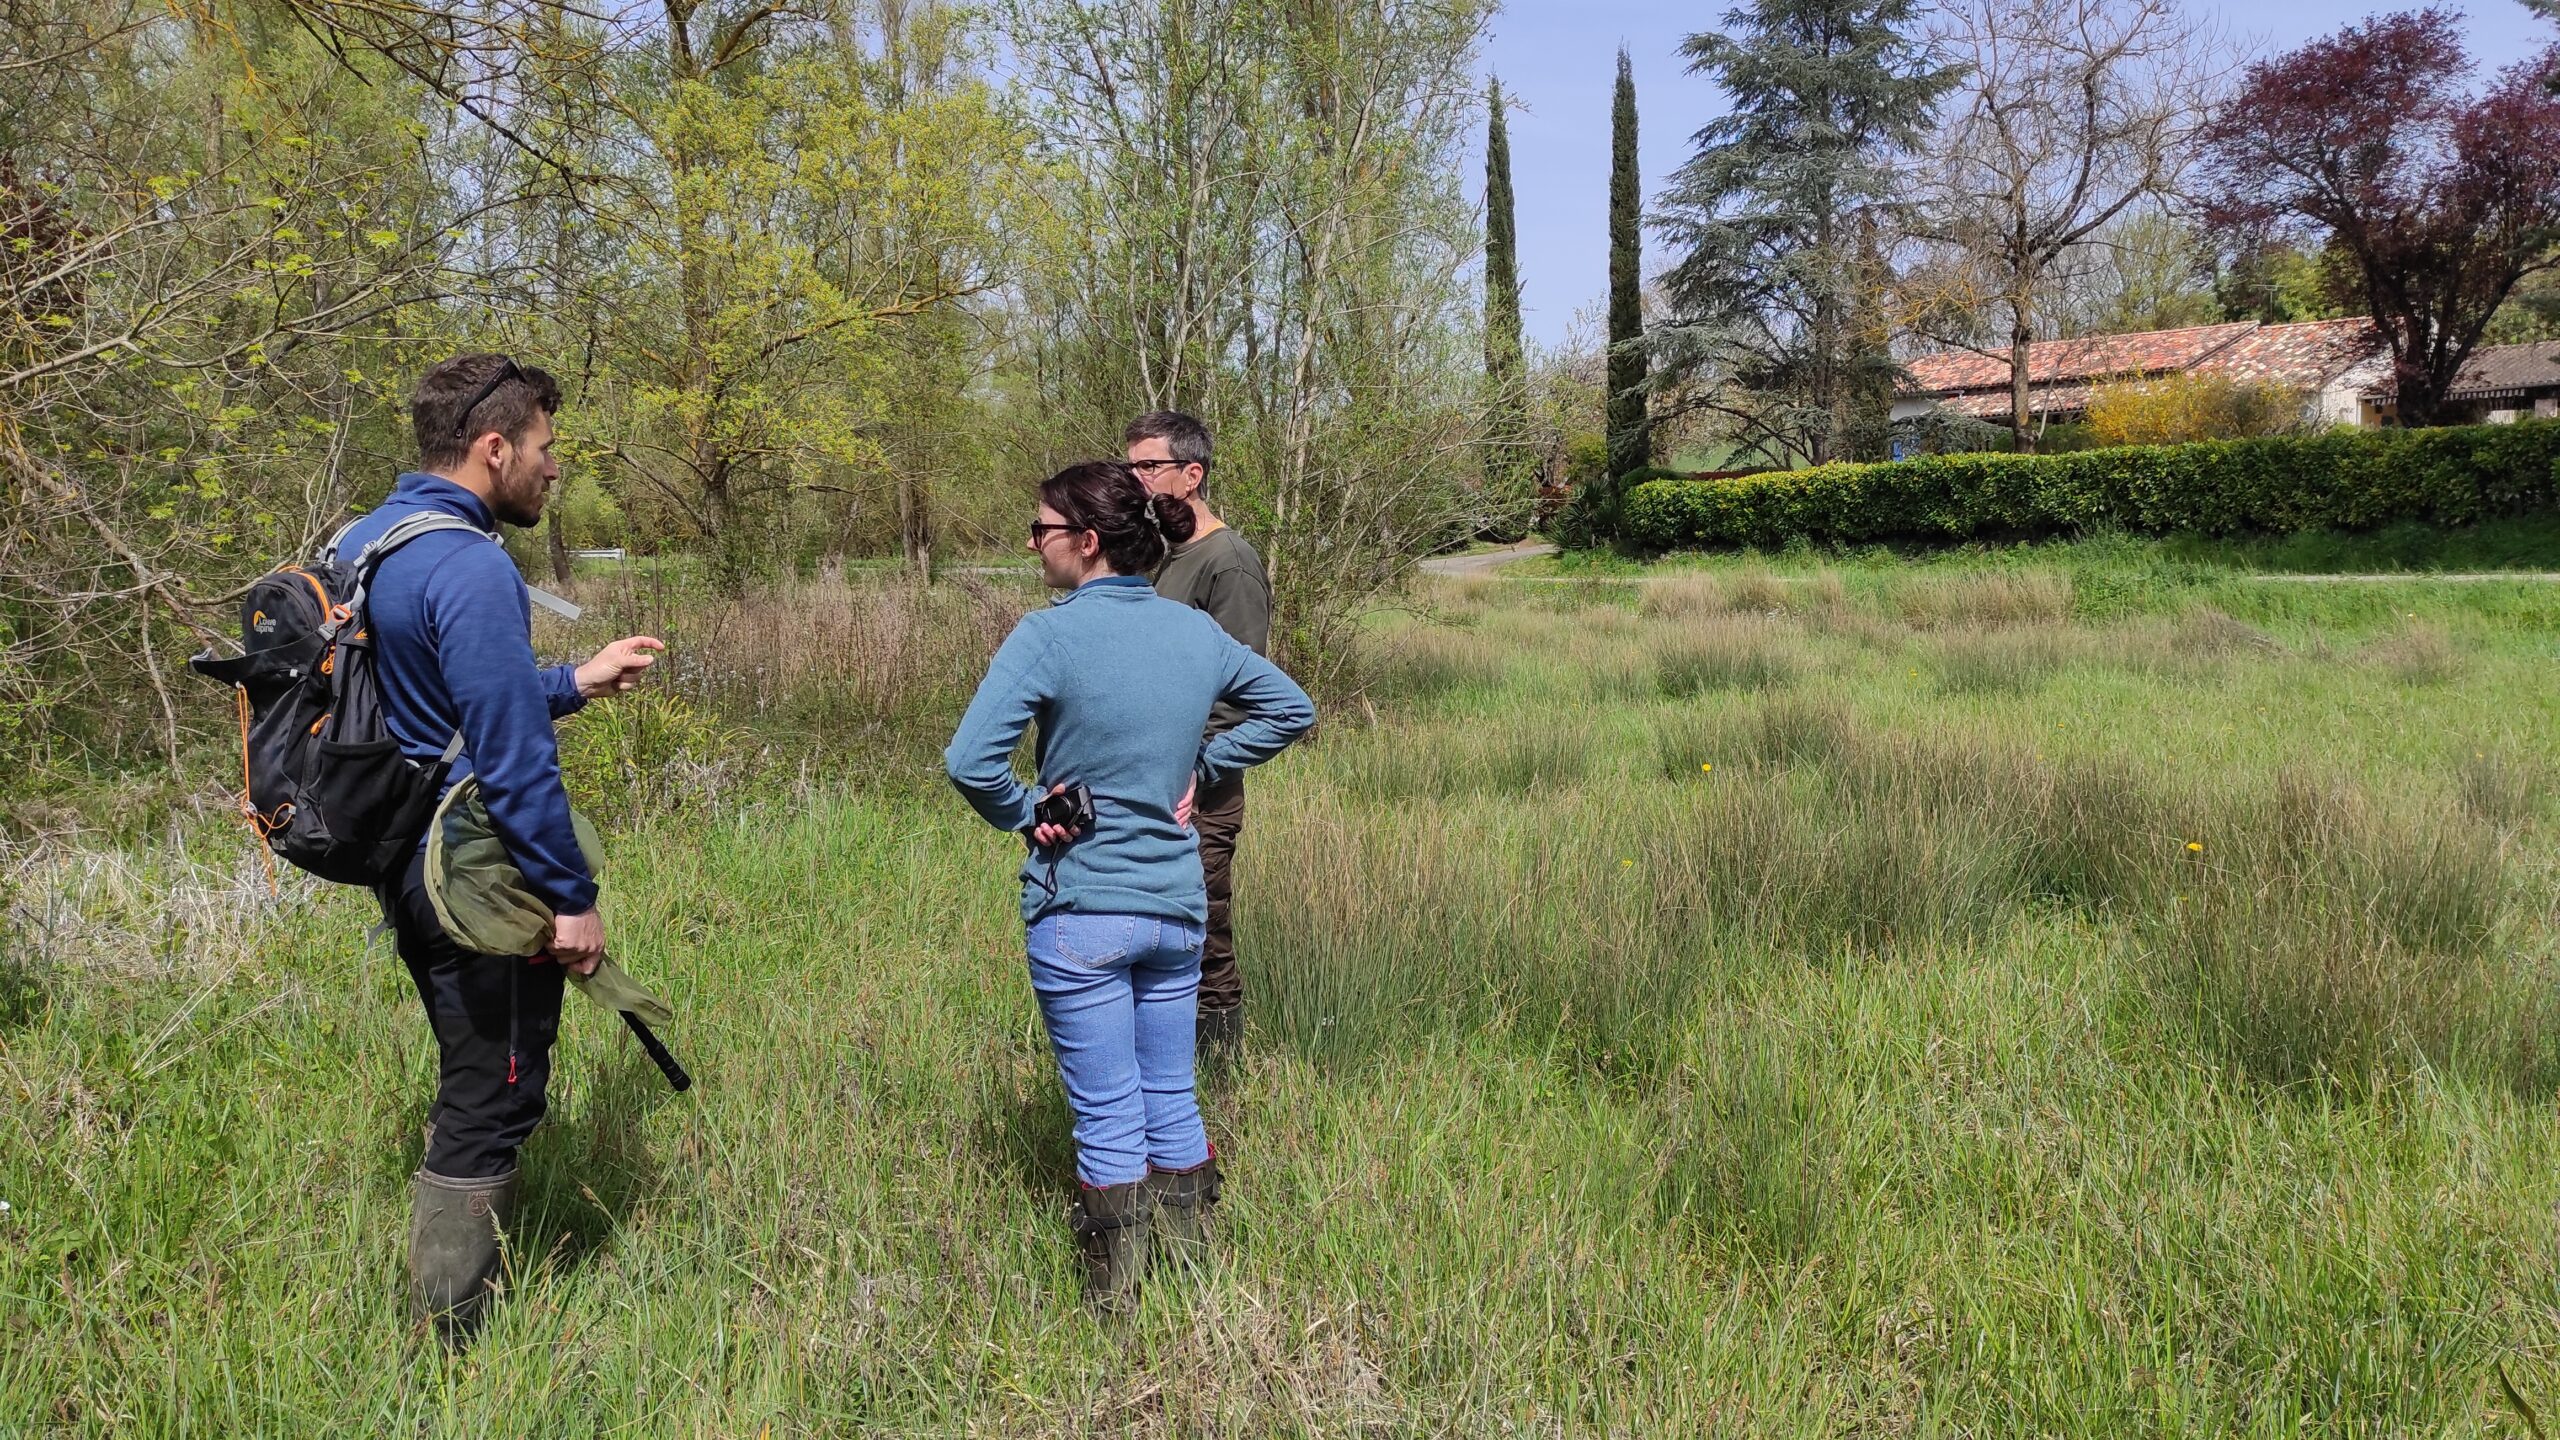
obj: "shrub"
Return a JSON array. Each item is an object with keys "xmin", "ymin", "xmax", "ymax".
[
  {"xmin": 2087, "ymin": 373, "xmax": 2308, "ymax": 445},
  {"xmin": 557, "ymin": 690, "xmax": 750, "ymax": 828},
  {"xmin": 1621, "ymin": 421, "xmax": 2560, "ymax": 551}
]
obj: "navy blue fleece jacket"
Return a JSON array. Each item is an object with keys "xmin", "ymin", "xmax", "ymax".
[
  {"xmin": 943, "ymin": 575, "xmax": 1316, "ymax": 925},
  {"xmin": 336, "ymin": 473, "xmax": 595, "ymax": 914}
]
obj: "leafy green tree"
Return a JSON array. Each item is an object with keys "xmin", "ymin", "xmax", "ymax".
[
  {"xmin": 2076, "ymin": 213, "xmax": 2227, "ymax": 335},
  {"xmin": 2, "ymin": 3, "xmax": 463, "ymax": 766},
  {"xmin": 2214, "ymin": 239, "xmax": 2354, "ymax": 326},
  {"xmin": 1006, "ymin": 0, "xmax": 1506, "ymax": 688},
  {"xmin": 592, "ymin": 3, "xmax": 1028, "ymax": 592},
  {"xmin": 1650, "ymin": 0, "xmax": 1953, "ymax": 469}
]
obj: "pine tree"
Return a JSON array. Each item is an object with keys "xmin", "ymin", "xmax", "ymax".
[
  {"xmin": 1603, "ymin": 48, "xmax": 1649, "ymax": 516},
  {"xmin": 1482, "ymin": 76, "xmax": 1534, "ymax": 523},
  {"xmin": 1652, "ymin": 0, "xmax": 1955, "ymax": 468}
]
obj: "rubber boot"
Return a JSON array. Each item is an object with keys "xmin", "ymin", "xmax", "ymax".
[
  {"xmin": 1145, "ymin": 1155, "xmax": 1221, "ymax": 1271},
  {"xmin": 409, "ymin": 1168, "xmax": 517, "ymax": 1347},
  {"xmin": 1071, "ymin": 1181, "xmax": 1149, "ymax": 1315}
]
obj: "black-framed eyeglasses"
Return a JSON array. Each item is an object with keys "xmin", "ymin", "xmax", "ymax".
[
  {"xmin": 1128, "ymin": 458, "xmax": 1190, "ymax": 474},
  {"xmin": 451, "ymin": 356, "xmax": 523, "ymax": 440},
  {"xmin": 1029, "ymin": 521, "xmax": 1089, "ymax": 544}
]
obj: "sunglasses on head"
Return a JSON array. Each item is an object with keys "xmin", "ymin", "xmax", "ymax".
[{"xmin": 452, "ymin": 357, "xmax": 524, "ymax": 440}]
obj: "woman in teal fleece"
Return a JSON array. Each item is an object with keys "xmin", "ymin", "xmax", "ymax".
[{"xmin": 944, "ymin": 461, "xmax": 1314, "ymax": 1310}]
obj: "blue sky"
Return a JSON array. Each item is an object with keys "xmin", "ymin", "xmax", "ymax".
[{"xmin": 1479, "ymin": 1, "xmax": 2555, "ymax": 349}]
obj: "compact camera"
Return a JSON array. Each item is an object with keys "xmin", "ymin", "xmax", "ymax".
[{"xmin": 1032, "ymin": 782, "xmax": 1095, "ymax": 835}]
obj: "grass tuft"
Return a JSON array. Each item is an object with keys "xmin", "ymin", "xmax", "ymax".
[
  {"xmin": 1933, "ymin": 627, "xmax": 2082, "ymax": 693},
  {"xmin": 1653, "ymin": 617, "xmax": 1800, "ymax": 696},
  {"xmin": 1888, "ymin": 569, "xmax": 2073, "ymax": 629},
  {"xmin": 2361, "ymin": 620, "xmax": 2464, "ymax": 685},
  {"xmin": 2457, "ymin": 748, "xmax": 2548, "ymax": 830}
]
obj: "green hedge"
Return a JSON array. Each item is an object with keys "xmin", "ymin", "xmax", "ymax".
[{"xmin": 1622, "ymin": 422, "xmax": 2560, "ymax": 551}]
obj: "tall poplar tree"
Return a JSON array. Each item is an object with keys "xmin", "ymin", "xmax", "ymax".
[
  {"xmin": 1651, "ymin": 0, "xmax": 1955, "ymax": 467},
  {"xmin": 1605, "ymin": 47, "xmax": 1651, "ymax": 497},
  {"xmin": 1482, "ymin": 76, "xmax": 1534, "ymax": 519}
]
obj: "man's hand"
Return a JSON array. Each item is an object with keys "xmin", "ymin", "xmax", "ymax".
[
  {"xmin": 549, "ymin": 908, "xmax": 605, "ymax": 976},
  {"xmin": 1176, "ymin": 776, "xmax": 1197, "ymax": 830},
  {"xmin": 576, "ymin": 636, "xmax": 665, "ymax": 698}
]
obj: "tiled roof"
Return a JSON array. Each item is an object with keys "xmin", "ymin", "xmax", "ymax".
[
  {"xmin": 2193, "ymin": 319, "xmax": 2387, "ymax": 388},
  {"xmin": 2447, "ymin": 340, "xmax": 2560, "ymax": 399},
  {"xmin": 1936, "ymin": 384, "xmax": 2096, "ymax": 419},
  {"xmin": 1901, "ymin": 322, "xmax": 2257, "ymax": 395}
]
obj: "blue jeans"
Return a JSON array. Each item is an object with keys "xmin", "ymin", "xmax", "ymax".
[{"xmin": 1026, "ymin": 912, "xmax": 1210, "ymax": 1187}]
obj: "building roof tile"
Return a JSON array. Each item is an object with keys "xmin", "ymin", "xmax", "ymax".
[
  {"xmin": 1902, "ymin": 322, "xmax": 2257, "ymax": 396},
  {"xmin": 2191, "ymin": 319, "xmax": 2388, "ymax": 388},
  {"xmin": 2446, "ymin": 340, "xmax": 2560, "ymax": 400}
]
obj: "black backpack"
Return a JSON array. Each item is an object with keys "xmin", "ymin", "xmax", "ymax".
[{"xmin": 191, "ymin": 513, "xmax": 486, "ymax": 886}]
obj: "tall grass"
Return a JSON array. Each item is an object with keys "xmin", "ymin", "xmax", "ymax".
[
  {"xmin": 1886, "ymin": 569, "xmax": 2072, "ymax": 628},
  {"xmin": 1357, "ymin": 622, "xmax": 1512, "ymax": 704},
  {"xmin": 17, "ymin": 550, "xmax": 2560, "ymax": 1433},
  {"xmin": 1653, "ymin": 615, "xmax": 1799, "ymax": 696},
  {"xmin": 1932, "ymin": 626, "xmax": 2082, "ymax": 693},
  {"xmin": 2361, "ymin": 620, "xmax": 2465, "ymax": 685},
  {"xmin": 1270, "ymin": 689, "xmax": 2542, "ymax": 1094},
  {"xmin": 559, "ymin": 571, "xmax": 1026, "ymax": 758}
]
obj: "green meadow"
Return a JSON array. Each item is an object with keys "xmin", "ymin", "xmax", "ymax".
[{"xmin": 11, "ymin": 541, "xmax": 2560, "ymax": 1435}]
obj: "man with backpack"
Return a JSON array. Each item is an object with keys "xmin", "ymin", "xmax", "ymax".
[{"xmin": 335, "ymin": 354, "xmax": 663, "ymax": 1344}]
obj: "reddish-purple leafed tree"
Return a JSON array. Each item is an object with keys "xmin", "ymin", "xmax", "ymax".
[{"xmin": 2200, "ymin": 9, "xmax": 2560, "ymax": 425}]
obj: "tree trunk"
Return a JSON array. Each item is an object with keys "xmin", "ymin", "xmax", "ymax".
[
  {"xmin": 2009, "ymin": 305, "xmax": 2036, "ymax": 455},
  {"xmin": 545, "ymin": 505, "xmax": 572, "ymax": 584},
  {"xmin": 897, "ymin": 471, "xmax": 932, "ymax": 583}
]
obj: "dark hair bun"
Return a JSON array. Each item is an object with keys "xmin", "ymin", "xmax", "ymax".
[
  {"xmin": 1151, "ymin": 491, "xmax": 1198, "ymax": 546},
  {"xmin": 1039, "ymin": 460, "xmax": 1189, "ymax": 575}
]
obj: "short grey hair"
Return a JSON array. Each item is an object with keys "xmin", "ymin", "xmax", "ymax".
[{"xmin": 1124, "ymin": 410, "xmax": 1212, "ymax": 472}]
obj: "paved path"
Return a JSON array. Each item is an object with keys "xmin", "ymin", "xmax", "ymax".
[
  {"xmin": 2242, "ymin": 571, "xmax": 2560, "ymax": 583},
  {"xmin": 1417, "ymin": 542, "xmax": 1558, "ymax": 577}
]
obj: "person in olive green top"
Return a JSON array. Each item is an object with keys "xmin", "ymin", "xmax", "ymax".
[{"xmin": 1127, "ymin": 411, "xmax": 1273, "ymax": 1052}]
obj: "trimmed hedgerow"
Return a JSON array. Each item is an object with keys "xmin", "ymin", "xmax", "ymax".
[{"xmin": 1622, "ymin": 422, "xmax": 2560, "ymax": 551}]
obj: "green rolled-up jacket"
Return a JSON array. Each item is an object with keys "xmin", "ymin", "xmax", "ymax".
[{"xmin": 424, "ymin": 776, "xmax": 671, "ymax": 1027}]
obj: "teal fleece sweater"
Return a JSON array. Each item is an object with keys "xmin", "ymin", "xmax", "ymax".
[{"xmin": 944, "ymin": 575, "xmax": 1316, "ymax": 924}]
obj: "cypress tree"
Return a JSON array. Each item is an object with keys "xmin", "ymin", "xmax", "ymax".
[
  {"xmin": 1482, "ymin": 77, "xmax": 1533, "ymax": 519},
  {"xmin": 1604, "ymin": 48, "xmax": 1650, "ymax": 505}
]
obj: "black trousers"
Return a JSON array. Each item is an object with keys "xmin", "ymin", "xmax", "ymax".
[{"xmin": 378, "ymin": 849, "xmax": 565, "ymax": 1179}]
